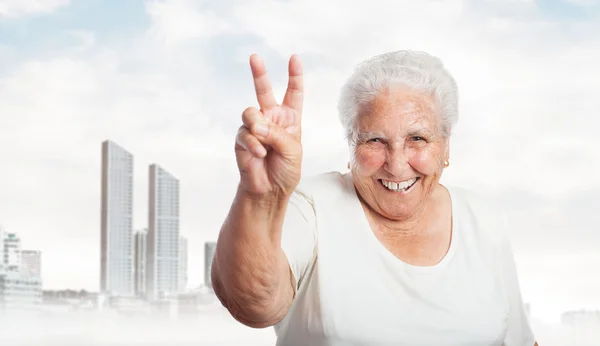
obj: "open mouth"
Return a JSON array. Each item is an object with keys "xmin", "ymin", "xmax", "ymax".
[{"xmin": 379, "ymin": 177, "xmax": 419, "ymax": 193}]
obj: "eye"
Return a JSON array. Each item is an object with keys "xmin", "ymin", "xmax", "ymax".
[
  {"xmin": 411, "ymin": 136, "xmax": 425, "ymax": 142},
  {"xmin": 368, "ymin": 138, "xmax": 381, "ymax": 143}
]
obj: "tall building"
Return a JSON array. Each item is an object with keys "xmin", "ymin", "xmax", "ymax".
[
  {"xmin": 133, "ymin": 229, "xmax": 148, "ymax": 298},
  {"xmin": 0, "ymin": 271, "xmax": 42, "ymax": 315},
  {"xmin": 20, "ymin": 250, "xmax": 41, "ymax": 278},
  {"xmin": 147, "ymin": 164, "xmax": 180, "ymax": 300},
  {"xmin": 1, "ymin": 229, "xmax": 21, "ymax": 272},
  {"xmin": 100, "ymin": 140, "xmax": 134, "ymax": 296},
  {"xmin": 0, "ymin": 229, "xmax": 43, "ymax": 315},
  {"xmin": 204, "ymin": 241, "xmax": 216, "ymax": 290},
  {"xmin": 179, "ymin": 236, "xmax": 188, "ymax": 292},
  {"xmin": 0, "ymin": 227, "xmax": 3, "ymax": 272}
]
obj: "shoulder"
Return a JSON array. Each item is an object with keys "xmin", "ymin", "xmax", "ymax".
[
  {"xmin": 446, "ymin": 185, "xmax": 509, "ymax": 246},
  {"xmin": 294, "ymin": 171, "xmax": 350, "ymax": 201},
  {"xmin": 286, "ymin": 171, "xmax": 349, "ymax": 216},
  {"xmin": 297, "ymin": 171, "xmax": 348, "ymax": 191}
]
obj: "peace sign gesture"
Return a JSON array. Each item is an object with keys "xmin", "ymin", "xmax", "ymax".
[{"xmin": 235, "ymin": 54, "xmax": 304, "ymax": 198}]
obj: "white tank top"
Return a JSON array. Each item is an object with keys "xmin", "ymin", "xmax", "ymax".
[{"xmin": 274, "ymin": 172, "xmax": 535, "ymax": 346}]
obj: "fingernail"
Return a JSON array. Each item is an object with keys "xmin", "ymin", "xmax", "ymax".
[{"xmin": 254, "ymin": 123, "xmax": 268, "ymax": 136}]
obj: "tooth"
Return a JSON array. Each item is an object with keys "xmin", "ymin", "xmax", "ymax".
[{"xmin": 381, "ymin": 179, "xmax": 419, "ymax": 192}]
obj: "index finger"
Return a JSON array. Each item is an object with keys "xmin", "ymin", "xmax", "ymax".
[
  {"xmin": 282, "ymin": 54, "xmax": 304, "ymax": 113},
  {"xmin": 250, "ymin": 54, "xmax": 278, "ymax": 110}
]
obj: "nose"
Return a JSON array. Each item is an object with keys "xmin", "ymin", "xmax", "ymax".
[{"xmin": 384, "ymin": 144, "xmax": 409, "ymax": 176}]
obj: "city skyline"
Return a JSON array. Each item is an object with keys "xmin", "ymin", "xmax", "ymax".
[
  {"xmin": 0, "ymin": 0, "xmax": 599, "ymax": 326},
  {"xmin": 3, "ymin": 138, "xmax": 200, "ymax": 301},
  {"xmin": 0, "ymin": 221, "xmax": 220, "ymax": 296},
  {"xmin": 99, "ymin": 139, "xmax": 193, "ymax": 298}
]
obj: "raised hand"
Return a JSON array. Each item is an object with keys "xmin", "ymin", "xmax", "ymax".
[{"xmin": 235, "ymin": 54, "xmax": 304, "ymax": 198}]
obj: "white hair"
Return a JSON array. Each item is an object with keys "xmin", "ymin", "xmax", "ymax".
[{"xmin": 337, "ymin": 50, "xmax": 459, "ymax": 146}]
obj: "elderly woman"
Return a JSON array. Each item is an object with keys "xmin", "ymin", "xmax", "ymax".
[{"xmin": 211, "ymin": 50, "xmax": 538, "ymax": 346}]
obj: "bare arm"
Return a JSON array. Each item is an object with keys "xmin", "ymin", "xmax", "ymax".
[
  {"xmin": 211, "ymin": 53, "xmax": 304, "ymax": 329},
  {"xmin": 211, "ymin": 189, "xmax": 295, "ymax": 328}
]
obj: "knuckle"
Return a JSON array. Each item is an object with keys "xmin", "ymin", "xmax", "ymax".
[
  {"xmin": 236, "ymin": 125, "xmax": 247, "ymax": 137},
  {"xmin": 242, "ymin": 107, "xmax": 259, "ymax": 120},
  {"xmin": 243, "ymin": 106, "xmax": 257, "ymax": 114},
  {"xmin": 236, "ymin": 127, "xmax": 249, "ymax": 142}
]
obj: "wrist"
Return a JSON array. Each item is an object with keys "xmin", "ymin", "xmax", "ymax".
[
  {"xmin": 235, "ymin": 184, "xmax": 291, "ymax": 244},
  {"xmin": 236, "ymin": 183, "xmax": 292, "ymax": 209}
]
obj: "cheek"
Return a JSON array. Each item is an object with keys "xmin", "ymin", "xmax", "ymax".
[
  {"xmin": 409, "ymin": 148, "xmax": 441, "ymax": 174},
  {"xmin": 355, "ymin": 148, "xmax": 386, "ymax": 171}
]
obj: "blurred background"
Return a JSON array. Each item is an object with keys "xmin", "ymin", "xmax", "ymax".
[{"xmin": 0, "ymin": 0, "xmax": 599, "ymax": 345}]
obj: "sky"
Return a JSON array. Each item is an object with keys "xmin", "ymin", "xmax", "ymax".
[{"xmin": 0, "ymin": 0, "xmax": 599, "ymax": 326}]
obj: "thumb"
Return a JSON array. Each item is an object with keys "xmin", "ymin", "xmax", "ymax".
[{"xmin": 251, "ymin": 121, "xmax": 299, "ymax": 156}]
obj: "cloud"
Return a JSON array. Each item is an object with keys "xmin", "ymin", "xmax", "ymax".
[
  {"xmin": 145, "ymin": 0, "xmax": 234, "ymax": 45},
  {"xmin": 562, "ymin": 0, "xmax": 598, "ymax": 6},
  {"xmin": 0, "ymin": 0, "xmax": 69, "ymax": 18}
]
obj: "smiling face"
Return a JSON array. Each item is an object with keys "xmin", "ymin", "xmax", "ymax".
[{"xmin": 351, "ymin": 87, "xmax": 450, "ymax": 222}]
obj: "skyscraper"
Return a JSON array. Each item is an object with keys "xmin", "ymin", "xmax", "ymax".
[
  {"xmin": 204, "ymin": 241, "xmax": 216, "ymax": 290},
  {"xmin": 179, "ymin": 236, "xmax": 188, "ymax": 292},
  {"xmin": 0, "ymin": 229, "xmax": 21, "ymax": 272},
  {"xmin": 147, "ymin": 164, "xmax": 180, "ymax": 300},
  {"xmin": 20, "ymin": 250, "xmax": 41, "ymax": 278},
  {"xmin": 100, "ymin": 140, "xmax": 134, "ymax": 296},
  {"xmin": 133, "ymin": 228, "xmax": 148, "ymax": 298},
  {"xmin": 0, "ymin": 229, "xmax": 43, "ymax": 314}
]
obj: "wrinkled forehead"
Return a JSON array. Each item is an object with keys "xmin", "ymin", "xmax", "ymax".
[{"xmin": 357, "ymin": 88, "xmax": 441, "ymax": 131}]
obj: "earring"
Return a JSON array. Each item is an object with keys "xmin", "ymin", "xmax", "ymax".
[
  {"xmin": 444, "ymin": 160, "xmax": 450, "ymax": 167},
  {"xmin": 347, "ymin": 162, "xmax": 351, "ymax": 169}
]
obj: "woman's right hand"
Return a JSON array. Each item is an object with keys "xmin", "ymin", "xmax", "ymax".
[{"xmin": 235, "ymin": 54, "xmax": 304, "ymax": 198}]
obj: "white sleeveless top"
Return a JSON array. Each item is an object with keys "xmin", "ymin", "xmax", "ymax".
[{"xmin": 274, "ymin": 171, "xmax": 535, "ymax": 346}]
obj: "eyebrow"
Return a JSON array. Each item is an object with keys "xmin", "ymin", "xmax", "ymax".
[
  {"xmin": 356, "ymin": 131, "xmax": 388, "ymax": 142},
  {"xmin": 407, "ymin": 129, "xmax": 433, "ymax": 137},
  {"xmin": 356, "ymin": 128, "xmax": 435, "ymax": 141}
]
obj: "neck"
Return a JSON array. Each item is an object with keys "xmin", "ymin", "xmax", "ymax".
[{"xmin": 358, "ymin": 185, "xmax": 443, "ymax": 238}]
